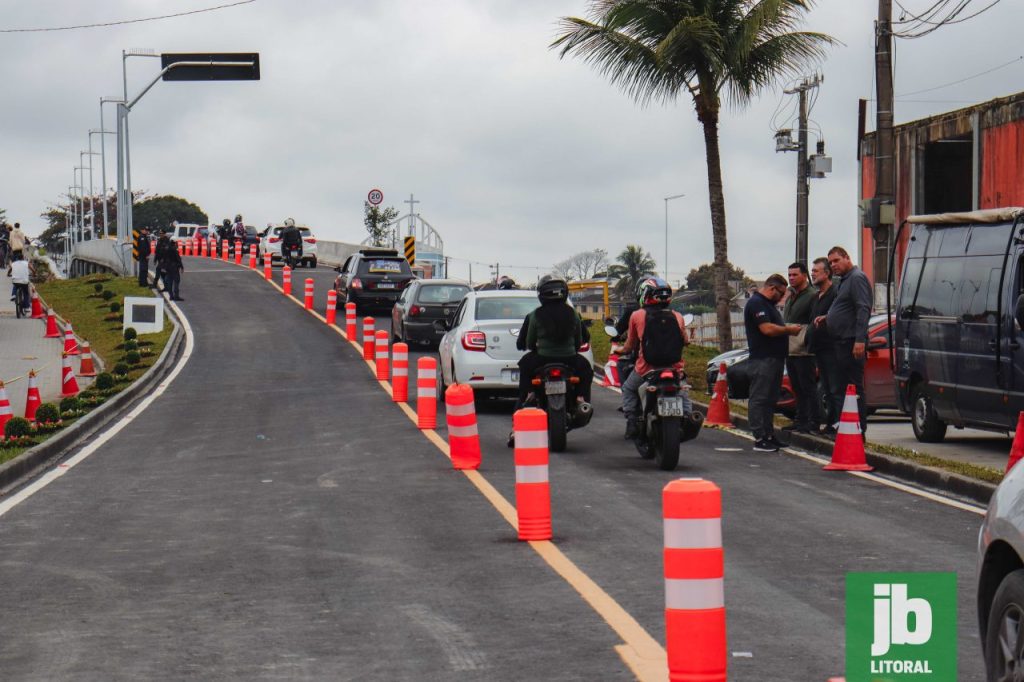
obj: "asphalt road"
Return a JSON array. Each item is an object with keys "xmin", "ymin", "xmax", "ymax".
[{"xmin": 0, "ymin": 258, "xmax": 989, "ymax": 680}]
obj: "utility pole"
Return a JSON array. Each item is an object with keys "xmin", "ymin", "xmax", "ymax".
[
  {"xmin": 873, "ymin": 0, "xmax": 896, "ymax": 287},
  {"xmin": 782, "ymin": 74, "xmax": 822, "ymax": 265}
]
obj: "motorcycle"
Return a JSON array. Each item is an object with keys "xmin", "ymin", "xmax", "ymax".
[
  {"xmin": 283, "ymin": 244, "xmax": 303, "ymax": 269},
  {"xmin": 602, "ymin": 325, "xmax": 635, "ymax": 388},
  {"xmin": 526, "ymin": 362, "xmax": 593, "ymax": 453}
]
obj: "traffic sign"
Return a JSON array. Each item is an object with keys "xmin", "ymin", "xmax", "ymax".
[
  {"xmin": 160, "ymin": 53, "xmax": 260, "ymax": 81},
  {"xmin": 368, "ymin": 189, "xmax": 384, "ymax": 206}
]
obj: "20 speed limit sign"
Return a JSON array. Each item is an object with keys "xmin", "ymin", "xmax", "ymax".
[{"xmin": 367, "ymin": 188, "xmax": 384, "ymax": 206}]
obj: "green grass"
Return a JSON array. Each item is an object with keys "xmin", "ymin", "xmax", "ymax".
[{"xmin": 867, "ymin": 441, "xmax": 1004, "ymax": 485}]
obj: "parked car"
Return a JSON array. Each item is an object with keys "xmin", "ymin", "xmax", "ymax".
[
  {"xmin": 977, "ymin": 461, "xmax": 1024, "ymax": 678},
  {"xmin": 334, "ymin": 248, "xmax": 416, "ymax": 315},
  {"xmin": 260, "ymin": 224, "xmax": 318, "ymax": 268},
  {"xmin": 894, "ymin": 208, "xmax": 1024, "ymax": 442},
  {"xmin": 167, "ymin": 222, "xmax": 204, "ymax": 243},
  {"xmin": 706, "ymin": 313, "xmax": 897, "ymax": 417},
  {"xmin": 437, "ymin": 290, "xmax": 594, "ymax": 397},
  {"xmin": 391, "ymin": 279, "xmax": 471, "ymax": 346}
]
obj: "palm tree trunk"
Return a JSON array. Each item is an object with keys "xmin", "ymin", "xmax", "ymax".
[{"xmin": 699, "ymin": 109, "xmax": 733, "ymax": 351}]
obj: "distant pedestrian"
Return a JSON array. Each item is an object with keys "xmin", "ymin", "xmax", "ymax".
[
  {"xmin": 744, "ymin": 274, "xmax": 802, "ymax": 452},
  {"xmin": 809, "ymin": 257, "xmax": 839, "ymax": 434},
  {"xmin": 9, "ymin": 223, "xmax": 27, "ymax": 260},
  {"xmin": 159, "ymin": 241, "xmax": 184, "ymax": 301},
  {"xmin": 783, "ymin": 261, "xmax": 816, "ymax": 434},
  {"xmin": 153, "ymin": 231, "xmax": 173, "ymax": 292},
  {"xmin": 824, "ymin": 246, "xmax": 873, "ymax": 434},
  {"xmin": 136, "ymin": 226, "xmax": 151, "ymax": 287}
]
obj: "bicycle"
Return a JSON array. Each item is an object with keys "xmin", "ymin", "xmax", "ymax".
[{"xmin": 13, "ymin": 282, "xmax": 29, "ymax": 319}]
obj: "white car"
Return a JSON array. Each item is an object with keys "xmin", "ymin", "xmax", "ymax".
[
  {"xmin": 437, "ymin": 290, "xmax": 594, "ymax": 395},
  {"xmin": 260, "ymin": 224, "xmax": 318, "ymax": 268}
]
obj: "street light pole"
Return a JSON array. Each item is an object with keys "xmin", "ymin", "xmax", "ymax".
[
  {"xmin": 89, "ymin": 129, "xmax": 114, "ymax": 237},
  {"xmin": 100, "ymin": 97, "xmax": 123, "ymax": 239},
  {"xmin": 663, "ymin": 193, "xmax": 685, "ymax": 283}
]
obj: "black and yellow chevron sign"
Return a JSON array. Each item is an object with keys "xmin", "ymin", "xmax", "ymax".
[
  {"xmin": 404, "ymin": 235, "xmax": 416, "ymax": 266},
  {"xmin": 132, "ymin": 229, "xmax": 140, "ymax": 259}
]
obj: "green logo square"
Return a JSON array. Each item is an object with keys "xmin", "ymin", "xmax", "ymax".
[{"xmin": 846, "ymin": 572, "xmax": 957, "ymax": 681}]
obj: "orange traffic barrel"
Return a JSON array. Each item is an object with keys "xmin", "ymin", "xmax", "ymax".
[
  {"xmin": 23, "ymin": 371, "xmax": 41, "ymax": 421},
  {"xmin": 78, "ymin": 341, "xmax": 97, "ymax": 377},
  {"xmin": 416, "ymin": 357, "xmax": 438, "ymax": 429},
  {"xmin": 304, "ymin": 278, "xmax": 315, "ymax": 310},
  {"xmin": 374, "ymin": 330, "xmax": 390, "ymax": 380},
  {"xmin": 445, "ymin": 384, "xmax": 481, "ymax": 470},
  {"xmin": 263, "ymin": 252, "xmax": 272, "ymax": 280},
  {"xmin": 325, "ymin": 290, "xmax": 337, "ymax": 325},
  {"xmin": 0, "ymin": 381, "xmax": 12, "ymax": 434},
  {"xmin": 60, "ymin": 352, "xmax": 80, "ymax": 398},
  {"xmin": 208, "ymin": 237, "xmax": 216, "ymax": 258},
  {"xmin": 44, "ymin": 308, "xmax": 60, "ymax": 338},
  {"xmin": 282, "ymin": 266, "xmax": 292, "ymax": 295},
  {"xmin": 513, "ymin": 408, "xmax": 552, "ymax": 541},
  {"xmin": 362, "ymin": 317, "xmax": 375, "ymax": 360},
  {"xmin": 345, "ymin": 302, "xmax": 357, "ymax": 339},
  {"xmin": 248, "ymin": 244, "xmax": 257, "ymax": 269},
  {"xmin": 221, "ymin": 240, "xmax": 229, "ymax": 261},
  {"xmin": 392, "ymin": 343, "xmax": 409, "ymax": 402},
  {"xmin": 234, "ymin": 239, "xmax": 243, "ymax": 264},
  {"xmin": 663, "ymin": 478, "xmax": 726, "ymax": 682}
]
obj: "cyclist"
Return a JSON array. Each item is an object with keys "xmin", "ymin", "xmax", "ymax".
[{"xmin": 8, "ymin": 252, "xmax": 33, "ymax": 317}]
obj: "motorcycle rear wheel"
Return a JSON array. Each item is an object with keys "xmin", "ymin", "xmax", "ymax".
[
  {"xmin": 653, "ymin": 418, "xmax": 681, "ymax": 471},
  {"xmin": 548, "ymin": 405, "xmax": 567, "ymax": 453}
]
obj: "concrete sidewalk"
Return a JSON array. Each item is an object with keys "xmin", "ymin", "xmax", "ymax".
[{"xmin": 0, "ymin": 271, "xmax": 89, "ymax": 417}]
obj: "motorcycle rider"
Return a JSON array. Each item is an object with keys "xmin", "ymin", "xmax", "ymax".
[
  {"xmin": 232, "ymin": 214, "xmax": 246, "ymax": 241},
  {"xmin": 280, "ymin": 218, "xmax": 303, "ymax": 266},
  {"xmin": 619, "ymin": 277, "xmax": 690, "ymax": 439},
  {"xmin": 217, "ymin": 218, "xmax": 231, "ymax": 252},
  {"xmin": 496, "ymin": 275, "xmax": 517, "ymax": 290}
]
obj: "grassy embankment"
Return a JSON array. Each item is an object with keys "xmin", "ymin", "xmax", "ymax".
[{"xmin": 0, "ymin": 276, "xmax": 171, "ymax": 465}]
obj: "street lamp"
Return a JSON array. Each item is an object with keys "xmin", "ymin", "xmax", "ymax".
[
  {"xmin": 81, "ymin": 150, "xmax": 100, "ymax": 240},
  {"xmin": 89, "ymin": 129, "xmax": 115, "ymax": 237},
  {"xmin": 663, "ymin": 193, "xmax": 685, "ymax": 283}
]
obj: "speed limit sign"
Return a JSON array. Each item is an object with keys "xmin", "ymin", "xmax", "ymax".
[{"xmin": 367, "ymin": 188, "xmax": 384, "ymax": 206}]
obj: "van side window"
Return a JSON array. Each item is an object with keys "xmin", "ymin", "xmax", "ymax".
[
  {"xmin": 915, "ymin": 258, "xmax": 962, "ymax": 317},
  {"xmin": 898, "ymin": 258, "xmax": 923, "ymax": 313},
  {"xmin": 960, "ymin": 256, "xmax": 1002, "ymax": 324}
]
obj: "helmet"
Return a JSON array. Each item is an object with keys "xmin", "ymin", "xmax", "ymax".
[
  {"xmin": 235, "ymin": 214, "xmax": 242, "ymax": 221},
  {"xmin": 496, "ymin": 276, "xmax": 516, "ymax": 290},
  {"xmin": 283, "ymin": 218, "xmax": 295, "ymax": 228},
  {"xmin": 537, "ymin": 275, "xmax": 569, "ymax": 303},
  {"xmin": 223, "ymin": 218, "xmax": 231, "ymax": 227},
  {"xmin": 637, "ymin": 277, "xmax": 672, "ymax": 306}
]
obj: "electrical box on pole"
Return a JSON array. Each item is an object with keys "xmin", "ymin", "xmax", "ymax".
[{"xmin": 160, "ymin": 53, "xmax": 260, "ymax": 81}]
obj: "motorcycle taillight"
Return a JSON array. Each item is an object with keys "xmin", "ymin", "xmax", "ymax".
[{"xmin": 549, "ymin": 368, "xmax": 562, "ymax": 378}]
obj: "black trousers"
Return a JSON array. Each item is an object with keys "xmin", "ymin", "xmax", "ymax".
[
  {"xmin": 834, "ymin": 339, "xmax": 867, "ymax": 433},
  {"xmin": 785, "ymin": 355, "xmax": 818, "ymax": 430},
  {"xmin": 516, "ymin": 352, "xmax": 593, "ymax": 407},
  {"xmin": 137, "ymin": 257, "xmax": 149, "ymax": 286},
  {"xmin": 814, "ymin": 347, "xmax": 842, "ymax": 426}
]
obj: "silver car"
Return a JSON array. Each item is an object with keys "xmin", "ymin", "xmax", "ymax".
[
  {"xmin": 437, "ymin": 290, "xmax": 594, "ymax": 396},
  {"xmin": 978, "ymin": 462, "xmax": 1024, "ymax": 677}
]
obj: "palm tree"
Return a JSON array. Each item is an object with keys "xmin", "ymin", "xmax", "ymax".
[
  {"xmin": 607, "ymin": 244, "xmax": 657, "ymax": 300},
  {"xmin": 552, "ymin": 0, "xmax": 834, "ymax": 350}
]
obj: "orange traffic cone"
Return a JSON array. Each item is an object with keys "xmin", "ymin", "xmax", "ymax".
[
  {"xmin": 704, "ymin": 363, "xmax": 734, "ymax": 428},
  {"xmin": 824, "ymin": 385, "xmax": 872, "ymax": 471},
  {"xmin": 63, "ymin": 321, "xmax": 80, "ymax": 355},
  {"xmin": 43, "ymin": 308, "xmax": 60, "ymax": 338},
  {"xmin": 1006, "ymin": 412, "xmax": 1024, "ymax": 473},
  {"xmin": 61, "ymin": 353, "xmax": 80, "ymax": 397},
  {"xmin": 30, "ymin": 286, "xmax": 43, "ymax": 318},
  {"xmin": 24, "ymin": 370, "xmax": 41, "ymax": 421},
  {"xmin": 78, "ymin": 341, "xmax": 97, "ymax": 377},
  {"xmin": 0, "ymin": 381, "xmax": 12, "ymax": 435}
]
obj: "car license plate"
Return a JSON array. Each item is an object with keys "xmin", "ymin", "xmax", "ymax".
[
  {"xmin": 657, "ymin": 397, "xmax": 684, "ymax": 417},
  {"xmin": 545, "ymin": 380, "xmax": 566, "ymax": 395},
  {"xmin": 501, "ymin": 368, "xmax": 519, "ymax": 384},
  {"xmin": 377, "ymin": 282, "xmax": 395, "ymax": 289}
]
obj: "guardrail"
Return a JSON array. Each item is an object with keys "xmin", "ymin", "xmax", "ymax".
[{"xmin": 70, "ymin": 238, "xmax": 133, "ymax": 277}]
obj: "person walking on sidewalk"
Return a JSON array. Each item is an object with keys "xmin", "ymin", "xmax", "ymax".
[
  {"xmin": 159, "ymin": 241, "xmax": 184, "ymax": 301},
  {"xmin": 783, "ymin": 262, "xmax": 816, "ymax": 434},
  {"xmin": 825, "ymin": 246, "xmax": 873, "ymax": 435},
  {"xmin": 136, "ymin": 226, "xmax": 151, "ymax": 287},
  {"xmin": 744, "ymin": 274, "xmax": 802, "ymax": 452},
  {"xmin": 809, "ymin": 257, "xmax": 840, "ymax": 435}
]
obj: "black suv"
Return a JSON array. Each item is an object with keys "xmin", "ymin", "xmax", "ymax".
[{"xmin": 334, "ymin": 248, "xmax": 415, "ymax": 315}]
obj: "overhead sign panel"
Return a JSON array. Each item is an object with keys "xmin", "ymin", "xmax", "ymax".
[{"xmin": 160, "ymin": 53, "xmax": 260, "ymax": 81}]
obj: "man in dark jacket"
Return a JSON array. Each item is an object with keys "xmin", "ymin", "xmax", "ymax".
[
  {"xmin": 159, "ymin": 241, "xmax": 185, "ymax": 301},
  {"xmin": 783, "ymin": 262, "xmax": 816, "ymax": 433},
  {"xmin": 825, "ymin": 246, "xmax": 873, "ymax": 434},
  {"xmin": 809, "ymin": 257, "xmax": 839, "ymax": 434},
  {"xmin": 136, "ymin": 227, "xmax": 151, "ymax": 287}
]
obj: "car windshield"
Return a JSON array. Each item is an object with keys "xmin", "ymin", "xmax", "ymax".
[
  {"xmin": 474, "ymin": 297, "xmax": 537, "ymax": 321},
  {"xmin": 272, "ymin": 227, "xmax": 311, "ymax": 236},
  {"xmin": 360, "ymin": 258, "xmax": 409, "ymax": 275},
  {"xmin": 417, "ymin": 285, "xmax": 469, "ymax": 304}
]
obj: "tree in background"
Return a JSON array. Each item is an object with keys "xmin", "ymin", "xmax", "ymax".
[
  {"xmin": 553, "ymin": 248, "xmax": 609, "ymax": 281},
  {"xmin": 364, "ymin": 202, "xmax": 398, "ymax": 247},
  {"xmin": 685, "ymin": 261, "xmax": 753, "ymax": 307},
  {"xmin": 607, "ymin": 244, "xmax": 657, "ymax": 300},
  {"xmin": 132, "ymin": 195, "xmax": 208, "ymax": 234},
  {"xmin": 38, "ymin": 189, "xmax": 144, "ymax": 250},
  {"xmin": 552, "ymin": 0, "xmax": 833, "ymax": 350}
]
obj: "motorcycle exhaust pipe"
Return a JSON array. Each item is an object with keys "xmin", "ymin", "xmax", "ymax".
[{"xmin": 573, "ymin": 401, "xmax": 594, "ymax": 427}]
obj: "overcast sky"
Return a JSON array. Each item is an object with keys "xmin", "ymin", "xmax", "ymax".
[{"xmin": 1, "ymin": 0, "xmax": 1020, "ymax": 284}]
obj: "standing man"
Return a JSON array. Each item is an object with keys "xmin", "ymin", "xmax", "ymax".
[
  {"xmin": 783, "ymin": 262, "xmax": 816, "ymax": 434},
  {"xmin": 809, "ymin": 257, "xmax": 839, "ymax": 434},
  {"xmin": 136, "ymin": 226, "xmax": 151, "ymax": 287},
  {"xmin": 825, "ymin": 246, "xmax": 873, "ymax": 434},
  {"xmin": 744, "ymin": 274, "xmax": 802, "ymax": 452}
]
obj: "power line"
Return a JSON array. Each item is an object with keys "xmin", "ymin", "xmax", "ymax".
[
  {"xmin": 0, "ymin": 0, "xmax": 256, "ymax": 33},
  {"xmin": 893, "ymin": 0, "xmax": 1005, "ymax": 38},
  {"xmin": 896, "ymin": 54, "xmax": 1022, "ymax": 96}
]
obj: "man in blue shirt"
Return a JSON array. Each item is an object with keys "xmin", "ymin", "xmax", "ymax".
[{"xmin": 744, "ymin": 274, "xmax": 802, "ymax": 452}]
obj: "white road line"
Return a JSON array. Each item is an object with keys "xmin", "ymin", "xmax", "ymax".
[{"xmin": 0, "ymin": 301, "xmax": 195, "ymax": 518}]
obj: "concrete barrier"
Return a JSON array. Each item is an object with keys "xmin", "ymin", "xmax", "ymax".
[
  {"xmin": 314, "ymin": 240, "xmax": 362, "ymax": 268},
  {"xmin": 71, "ymin": 238, "xmax": 133, "ymax": 277}
]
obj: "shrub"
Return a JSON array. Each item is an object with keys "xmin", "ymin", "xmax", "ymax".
[
  {"xmin": 102, "ymin": 290, "xmax": 115, "ymax": 301},
  {"xmin": 60, "ymin": 396, "xmax": 81, "ymax": 414},
  {"xmin": 125, "ymin": 350, "xmax": 141, "ymax": 365},
  {"xmin": 35, "ymin": 403, "xmax": 60, "ymax": 424},
  {"xmin": 109, "ymin": 302, "xmax": 121, "ymax": 313},
  {"xmin": 95, "ymin": 372, "xmax": 115, "ymax": 390},
  {"xmin": 4, "ymin": 417, "xmax": 32, "ymax": 439},
  {"xmin": 113, "ymin": 362, "xmax": 129, "ymax": 376},
  {"xmin": 94, "ymin": 283, "xmax": 104, "ymax": 293},
  {"xmin": 124, "ymin": 339, "xmax": 138, "ymax": 351},
  {"xmin": 123, "ymin": 327, "xmax": 137, "ymax": 341}
]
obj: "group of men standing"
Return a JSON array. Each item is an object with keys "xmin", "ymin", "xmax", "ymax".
[
  {"xmin": 135, "ymin": 226, "xmax": 184, "ymax": 301},
  {"xmin": 743, "ymin": 246, "xmax": 873, "ymax": 452}
]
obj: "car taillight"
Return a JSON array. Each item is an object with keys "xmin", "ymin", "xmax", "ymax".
[
  {"xmin": 578, "ymin": 342, "xmax": 590, "ymax": 352},
  {"xmin": 409, "ymin": 305, "xmax": 423, "ymax": 317},
  {"xmin": 351, "ymin": 278, "xmax": 362, "ymax": 289},
  {"xmin": 268, "ymin": 237, "xmax": 281, "ymax": 243},
  {"xmin": 461, "ymin": 331, "xmax": 486, "ymax": 351},
  {"xmin": 304, "ymin": 238, "xmax": 316, "ymax": 244}
]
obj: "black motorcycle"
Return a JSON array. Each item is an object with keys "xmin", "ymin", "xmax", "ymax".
[
  {"xmin": 527, "ymin": 362, "xmax": 593, "ymax": 453},
  {"xmin": 633, "ymin": 367, "xmax": 703, "ymax": 471},
  {"xmin": 283, "ymin": 244, "xmax": 303, "ymax": 269}
]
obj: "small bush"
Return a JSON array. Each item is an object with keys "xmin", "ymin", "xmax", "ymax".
[
  {"xmin": 124, "ymin": 339, "xmax": 138, "ymax": 351},
  {"xmin": 35, "ymin": 403, "xmax": 60, "ymax": 424},
  {"xmin": 113, "ymin": 362, "xmax": 129, "ymax": 376},
  {"xmin": 94, "ymin": 283, "xmax": 104, "ymax": 293},
  {"xmin": 109, "ymin": 302, "xmax": 121, "ymax": 313},
  {"xmin": 60, "ymin": 396, "xmax": 81, "ymax": 414},
  {"xmin": 102, "ymin": 290, "xmax": 115, "ymax": 301},
  {"xmin": 96, "ymin": 372, "xmax": 115, "ymax": 390},
  {"xmin": 4, "ymin": 417, "xmax": 32, "ymax": 439},
  {"xmin": 125, "ymin": 350, "xmax": 141, "ymax": 365},
  {"xmin": 123, "ymin": 327, "xmax": 137, "ymax": 341}
]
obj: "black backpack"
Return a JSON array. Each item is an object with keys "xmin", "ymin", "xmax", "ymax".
[{"xmin": 642, "ymin": 308, "xmax": 684, "ymax": 367}]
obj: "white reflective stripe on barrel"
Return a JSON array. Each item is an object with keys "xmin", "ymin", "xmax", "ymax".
[
  {"xmin": 663, "ymin": 518, "xmax": 722, "ymax": 549},
  {"xmin": 418, "ymin": 387, "xmax": 437, "ymax": 399},
  {"xmin": 665, "ymin": 578, "xmax": 725, "ymax": 610},
  {"xmin": 376, "ymin": 340, "xmax": 388, "ymax": 348},
  {"xmin": 448, "ymin": 423, "xmax": 478, "ymax": 438},
  {"xmin": 514, "ymin": 430, "xmax": 547, "ymax": 449},
  {"xmin": 393, "ymin": 368, "xmax": 408, "ymax": 376},
  {"xmin": 515, "ymin": 464, "xmax": 549, "ymax": 484},
  {"xmin": 446, "ymin": 401, "xmax": 476, "ymax": 417},
  {"xmin": 393, "ymin": 353, "xmax": 408, "ymax": 362},
  {"xmin": 837, "ymin": 421, "xmax": 861, "ymax": 435}
]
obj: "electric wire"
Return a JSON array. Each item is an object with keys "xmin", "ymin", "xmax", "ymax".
[
  {"xmin": 0, "ymin": 0, "xmax": 256, "ymax": 33},
  {"xmin": 896, "ymin": 54, "xmax": 1023, "ymax": 96}
]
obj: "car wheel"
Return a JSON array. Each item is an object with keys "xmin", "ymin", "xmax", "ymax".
[
  {"xmin": 911, "ymin": 382, "xmax": 947, "ymax": 443},
  {"xmin": 309, "ymin": 257, "xmax": 317, "ymax": 269},
  {"xmin": 984, "ymin": 569, "xmax": 1024, "ymax": 679}
]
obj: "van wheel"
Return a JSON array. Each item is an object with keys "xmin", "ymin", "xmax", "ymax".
[{"xmin": 911, "ymin": 383, "xmax": 947, "ymax": 442}]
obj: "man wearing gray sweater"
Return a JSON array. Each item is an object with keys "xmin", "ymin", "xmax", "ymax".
[{"xmin": 823, "ymin": 246, "xmax": 873, "ymax": 434}]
